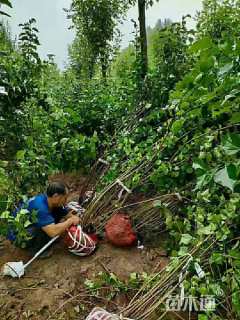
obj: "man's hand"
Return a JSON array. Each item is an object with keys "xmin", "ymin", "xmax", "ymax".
[
  {"xmin": 42, "ymin": 215, "xmax": 81, "ymax": 238},
  {"xmin": 68, "ymin": 215, "xmax": 80, "ymax": 226},
  {"xmin": 65, "ymin": 210, "xmax": 82, "ymax": 222}
]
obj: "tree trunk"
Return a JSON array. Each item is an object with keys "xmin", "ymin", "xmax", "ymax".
[
  {"xmin": 101, "ymin": 55, "xmax": 107, "ymax": 81},
  {"xmin": 138, "ymin": 0, "xmax": 148, "ymax": 79}
]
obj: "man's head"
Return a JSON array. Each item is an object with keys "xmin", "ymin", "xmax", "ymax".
[{"xmin": 46, "ymin": 181, "xmax": 68, "ymax": 208}]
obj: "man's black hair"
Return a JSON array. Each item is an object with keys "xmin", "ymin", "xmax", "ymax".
[{"xmin": 46, "ymin": 181, "xmax": 67, "ymax": 197}]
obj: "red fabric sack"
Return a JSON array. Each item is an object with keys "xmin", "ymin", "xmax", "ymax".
[{"xmin": 105, "ymin": 213, "xmax": 137, "ymax": 247}]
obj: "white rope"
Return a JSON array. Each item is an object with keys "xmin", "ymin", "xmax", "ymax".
[
  {"xmin": 67, "ymin": 225, "xmax": 96, "ymax": 256},
  {"xmin": 116, "ymin": 179, "xmax": 132, "ymax": 194},
  {"xmin": 85, "ymin": 308, "xmax": 134, "ymax": 320},
  {"xmin": 98, "ymin": 158, "xmax": 110, "ymax": 165},
  {"xmin": 116, "ymin": 179, "xmax": 132, "ymax": 200},
  {"xmin": 66, "ymin": 201, "xmax": 85, "ymax": 216}
]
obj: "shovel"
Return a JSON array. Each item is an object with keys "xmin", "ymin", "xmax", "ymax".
[{"xmin": 1, "ymin": 235, "xmax": 59, "ymax": 278}]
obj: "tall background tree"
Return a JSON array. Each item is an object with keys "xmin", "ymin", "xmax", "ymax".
[
  {"xmin": 130, "ymin": 0, "xmax": 159, "ymax": 79},
  {"xmin": 68, "ymin": 0, "xmax": 130, "ymax": 80},
  {"xmin": 68, "ymin": 0, "xmax": 160, "ymax": 81},
  {"xmin": 137, "ymin": 0, "xmax": 148, "ymax": 79}
]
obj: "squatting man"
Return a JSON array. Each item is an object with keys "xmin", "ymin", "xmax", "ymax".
[{"xmin": 8, "ymin": 181, "xmax": 81, "ymax": 258}]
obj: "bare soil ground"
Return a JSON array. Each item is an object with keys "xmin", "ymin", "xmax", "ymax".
[{"xmin": 0, "ymin": 237, "xmax": 169, "ymax": 320}]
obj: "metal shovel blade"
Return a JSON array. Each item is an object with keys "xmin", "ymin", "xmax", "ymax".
[{"xmin": 2, "ymin": 261, "xmax": 25, "ymax": 278}]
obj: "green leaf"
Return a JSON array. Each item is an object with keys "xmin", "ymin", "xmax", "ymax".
[
  {"xmin": 222, "ymin": 133, "xmax": 240, "ymax": 155},
  {"xmin": 189, "ymin": 37, "xmax": 213, "ymax": 54},
  {"xmin": 16, "ymin": 150, "xmax": 26, "ymax": 160},
  {"xmin": 0, "ymin": 160, "xmax": 8, "ymax": 168},
  {"xmin": 178, "ymin": 246, "xmax": 189, "ymax": 256},
  {"xmin": 193, "ymin": 159, "xmax": 209, "ymax": 176},
  {"xmin": 198, "ymin": 225, "xmax": 213, "ymax": 235},
  {"xmin": 60, "ymin": 138, "xmax": 69, "ymax": 144},
  {"xmin": 230, "ymin": 112, "xmax": 240, "ymax": 124},
  {"xmin": 210, "ymin": 252, "xmax": 224, "ymax": 265},
  {"xmin": 214, "ymin": 166, "xmax": 235, "ymax": 191},
  {"xmin": 84, "ymin": 279, "xmax": 95, "ymax": 289},
  {"xmin": 129, "ymin": 272, "xmax": 137, "ymax": 281},
  {"xmin": 222, "ymin": 89, "xmax": 240, "ymax": 106},
  {"xmin": 24, "ymin": 220, "xmax": 32, "ymax": 228},
  {"xmin": 19, "ymin": 209, "xmax": 29, "ymax": 215},
  {"xmin": 199, "ymin": 91, "xmax": 216, "ymax": 105},
  {"xmin": 0, "ymin": 211, "xmax": 10, "ymax": 219},
  {"xmin": 210, "ymin": 253, "xmax": 224, "ymax": 265},
  {"xmin": 218, "ymin": 63, "xmax": 233, "ymax": 76},
  {"xmin": 180, "ymin": 234, "xmax": 193, "ymax": 245},
  {"xmin": 227, "ymin": 164, "xmax": 237, "ymax": 180},
  {"xmin": 229, "ymin": 249, "xmax": 240, "ymax": 260},
  {"xmin": 234, "ymin": 182, "xmax": 240, "ymax": 193},
  {"xmin": 232, "ymin": 290, "xmax": 240, "ymax": 314},
  {"xmin": 171, "ymin": 119, "xmax": 184, "ymax": 134},
  {"xmin": 199, "ymin": 56, "xmax": 214, "ymax": 72},
  {"xmin": 195, "ymin": 173, "xmax": 213, "ymax": 190}
]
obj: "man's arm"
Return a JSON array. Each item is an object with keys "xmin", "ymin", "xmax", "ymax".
[{"xmin": 42, "ymin": 215, "xmax": 80, "ymax": 238}]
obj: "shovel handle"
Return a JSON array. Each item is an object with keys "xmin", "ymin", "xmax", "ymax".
[{"xmin": 24, "ymin": 235, "xmax": 59, "ymax": 269}]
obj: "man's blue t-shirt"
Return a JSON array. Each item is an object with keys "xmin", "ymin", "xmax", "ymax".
[
  {"xmin": 8, "ymin": 194, "xmax": 62, "ymax": 241},
  {"xmin": 28, "ymin": 194, "xmax": 55, "ymax": 227}
]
